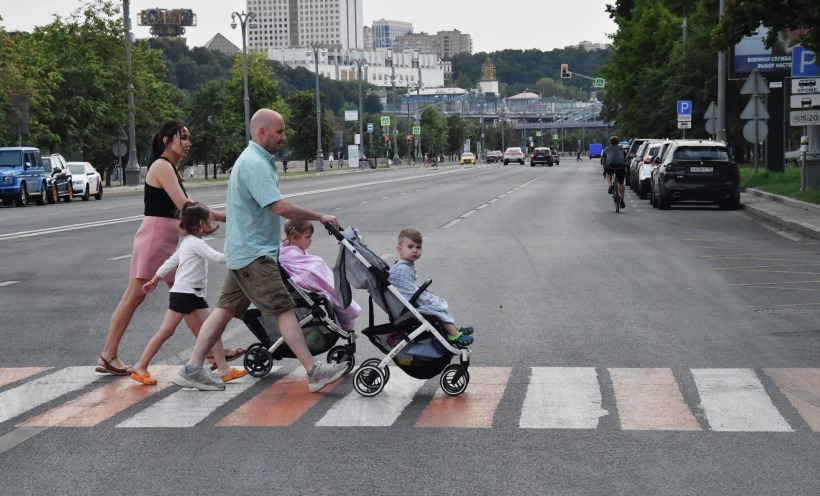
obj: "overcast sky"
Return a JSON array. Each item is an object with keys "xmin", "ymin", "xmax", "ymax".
[{"xmin": 1, "ymin": 0, "xmax": 617, "ymax": 53}]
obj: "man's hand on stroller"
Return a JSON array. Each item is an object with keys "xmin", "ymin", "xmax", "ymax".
[{"xmin": 319, "ymin": 214, "xmax": 339, "ymax": 229}]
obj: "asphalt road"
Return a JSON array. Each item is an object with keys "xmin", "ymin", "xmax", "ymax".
[{"xmin": 0, "ymin": 159, "xmax": 818, "ymax": 495}]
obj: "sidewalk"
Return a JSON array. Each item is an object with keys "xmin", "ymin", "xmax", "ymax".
[{"xmin": 741, "ymin": 188, "xmax": 820, "ymax": 240}]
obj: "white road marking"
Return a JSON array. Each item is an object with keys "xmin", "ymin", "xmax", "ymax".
[
  {"xmin": 316, "ymin": 367, "xmax": 426, "ymax": 426},
  {"xmin": 520, "ymin": 367, "xmax": 608, "ymax": 429},
  {"xmin": 692, "ymin": 368, "xmax": 793, "ymax": 432},
  {"xmin": 0, "ymin": 367, "xmax": 102, "ymax": 424},
  {"xmin": 116, "ymin": 372, "xmax": 261, "ymax": 428},
  {"xmin": 0, "ymin": 281, "xmax": 21, "ymax": 287}
]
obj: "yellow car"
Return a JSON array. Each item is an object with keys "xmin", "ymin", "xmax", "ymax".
[{"xmin": 460, "ymin": 152, "xmax": 476, "ymax": 165}]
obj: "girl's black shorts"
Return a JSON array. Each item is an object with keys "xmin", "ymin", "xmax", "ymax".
[{"xmin": 169, "ymin": 292, "xmax": 209, "ymax": 314}]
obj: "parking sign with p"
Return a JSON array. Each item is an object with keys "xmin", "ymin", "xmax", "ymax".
[{"xmin": 677, "ymin": 100, "xmax": 692, "ymax": 115}]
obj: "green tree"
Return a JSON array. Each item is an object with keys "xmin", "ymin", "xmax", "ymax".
[
  {"xmin": 711, "ymin": 0, "xmax": 820, "ymax": 53},
  {"xmin": 285, "ymin": 90, "xmax": 333, "ymax": 170},
  {"xmin": 186, "ymin": 79, "xmax": 242, "ymax": 178}
]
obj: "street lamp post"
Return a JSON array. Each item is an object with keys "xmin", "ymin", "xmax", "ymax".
[
  {"xmin": 352, "ymin": 56, "xmax": 368, "ymax": 167},
  {"xmin": 307, "ymin": 42, "xmax": 327, "ymax": 172},
  {"xmin": 122, "ymin": 0, "xmax": 140, "ymax": 186},
  {"xmin": 231, "ymin": 10, "xmax": 257, "ymax": 143},
  {"xmin": 386, "ymin": 48, "xmax": 398, "ymax": 164}
]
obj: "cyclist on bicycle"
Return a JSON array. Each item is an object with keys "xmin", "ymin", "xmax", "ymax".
[{"xmin": 601, "ymin": 135, "xmax": 627, "ymax": 209}]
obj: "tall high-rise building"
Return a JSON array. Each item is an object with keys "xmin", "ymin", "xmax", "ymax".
[
  {"xmin": 370, "ymin": 19, "xmax": 413, "ymax": 50},
  {"xmin": 245, "ymin": 0, "xmax": 365, "ymax": 51}
]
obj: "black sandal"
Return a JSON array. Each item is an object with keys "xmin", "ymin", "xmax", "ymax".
[{"xmin": 95, "ymin": 355, "xmax": 130, "ymax": 376}]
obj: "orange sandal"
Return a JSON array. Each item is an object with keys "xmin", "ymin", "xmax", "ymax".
[
  {"xmin": 131, "ymin": 371, "xmax": 158, "ymax": 385},
  {"xmin": 220, "ymin": 368, "xmax": 247, "ymax": 383}
]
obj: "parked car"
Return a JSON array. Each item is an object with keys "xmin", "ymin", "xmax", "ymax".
[
  {"xmin": 42, "ymin": 153, "xmax": 74, "ymax": 203},
  {"xmin": 633, "ymin": 141, "xmax": 663, "ymax": 199},
  {"xmin": 649, "ymin": 141, "xmax": 675, "ymax": 208},
  {"xmin": 0, "ymin": 146, "xmax": 49, "ymax": 207},
  {"xmin": 503, "ymin": 147, "xmax": 525, "ymax": 165},
  {"xmin": 486, "ymin": 150, "xmax": 501, "ymax": 163},
  {"xmin": 624, "ymin": 138, "xmax": 649, "ymax": 187},
  {"xmin": 530, "ymin": 147, "xmax": 553, "ymax": 167},
  {"xmin": 460, "ymin": 152, "xmax": 476, "ymax": 165},
  {"xmin": 67, "ymin": 161, "xmax": 103, "ymax": 201},
  {"xmin": 651, "ymin": 140, "xmax": 739, "ymax": 210},
  {"xmin": 549, "ymin": 147, "xmax": 560, "ymax": 165}
]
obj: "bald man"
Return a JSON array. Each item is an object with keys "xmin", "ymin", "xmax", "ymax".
[{"xmin": 174, "ymin": 109, "xmax": 348, "ymax": 392}]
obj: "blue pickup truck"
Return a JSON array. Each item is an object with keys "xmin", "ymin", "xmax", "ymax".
[{"xmin": 0, "ymin": 147, "xmax": 49, "ymax": 207}]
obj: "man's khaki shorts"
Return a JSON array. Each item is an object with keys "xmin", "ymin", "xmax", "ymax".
[{"xmin": 216, "ymin": 256, "xmax": 295, "ymax": 318}]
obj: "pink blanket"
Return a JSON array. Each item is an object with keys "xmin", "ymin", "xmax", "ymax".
[{"xmin": 279, "ymin": 245, "xmax": 361, "ymax": 331}]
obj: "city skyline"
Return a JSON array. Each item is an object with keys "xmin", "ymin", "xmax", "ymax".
[{"xmin": 1, "ymin": 0, "xmax": 616, "ymax": 54}]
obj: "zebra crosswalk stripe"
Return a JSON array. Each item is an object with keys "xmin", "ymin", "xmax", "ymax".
[
  {"xmin": 0, "ymin": 367, "xmax": 102, "ymax": 424},
  {"xmin": 520, "ymin": 367, "xmax": 608, "ymax": 429},
  {"xmin": 692, "ymin": 368, "xmax": 793, "ymax": 432}
]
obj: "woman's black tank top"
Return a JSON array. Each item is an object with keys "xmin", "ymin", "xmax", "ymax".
[{"xmin": 143, "ymin": 179, "xmax": 187, "ymax": 218}]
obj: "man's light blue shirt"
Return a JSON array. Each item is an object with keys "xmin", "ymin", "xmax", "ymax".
[{"xmin": 224, "ymin": 141, "xmax": 283, "ymax": 270}]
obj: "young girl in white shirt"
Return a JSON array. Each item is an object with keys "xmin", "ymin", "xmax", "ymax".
[{"xmin": 131, "ymin": 201, "xmax": 247, "ymax": 385}]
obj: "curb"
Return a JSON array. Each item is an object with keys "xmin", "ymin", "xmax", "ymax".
[{"xmin": 742, "ymin": 189, "xmax": 820, "ymax": 240}]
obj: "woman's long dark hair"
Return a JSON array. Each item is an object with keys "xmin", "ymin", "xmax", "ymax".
[{"xmin": 150, "ymin": 119, "xmax": 189, "ymax": 163}]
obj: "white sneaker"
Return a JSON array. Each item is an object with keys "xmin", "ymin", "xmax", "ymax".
[
  {"xmin": 173, "ymin": 366, "xmax": 225, "ymax": 391},
  {"xmin": 307, "ymin": 361, "xmax": 348, "ymax": 392}
]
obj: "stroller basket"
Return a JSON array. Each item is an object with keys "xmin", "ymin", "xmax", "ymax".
[
  {"xmin": 363, "ymin": 322, "xmax": 451, "ymax": 380},
  {"xmin": 244, "ymin": 306, "xmax": 340, "ymax": 359}
]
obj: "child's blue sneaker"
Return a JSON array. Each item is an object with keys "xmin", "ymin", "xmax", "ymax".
[
  {"xmin": 447, "ymin": 331, "xmax": 473, "ymax": 347},
  {"xmin": 458, "ymin": 326, "xmax": 474, "ymax": 336}
]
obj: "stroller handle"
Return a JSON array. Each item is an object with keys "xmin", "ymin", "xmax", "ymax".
[{"xmin": 325, "ymin": 221, "xmax": 344, "ymax": 240}]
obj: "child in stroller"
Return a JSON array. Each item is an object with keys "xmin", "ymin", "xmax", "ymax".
[
  {"xmin": 240, "ymin": 223, "xmax": 359, "ymax": 377},
  {"xmin": 329, "ymin": 224, "xmax": 471, "ymax": 397}
]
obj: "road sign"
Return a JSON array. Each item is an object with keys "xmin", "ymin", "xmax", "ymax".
[
  {"xmin": 380, "ymin": 116, "xmax": 391, "ymax": 126},
  {"xmin": 789, "ymin": 109, "xmax": 820, "ymax": 126},
  {"xmin": 791, "ymin": 94, "xmax": 820, "ymax": 109},
  {"xmin": 344, "ymin": 110, "xmax": 358, "ymax": 122},
  {"xmin": 412, "ymin": 125, "xmax": 420, "ymax": 135},
  {"xmin": 594, "ymin": 78, "xmax": 605, "ymax": 88},
  {"xmin": 705, "ymin": 119, "xmax": 716, "ymax": 134},
  {"xmin": 740, "ymin": 68, "xmax": 769, "ymax": 95},
  {"xmin": 791, "ymin": 78, "xmax": 820, "ymax": 94},
  {"xmin": 367, "ymin": 122, "xmax": 374, "ymax": 133},
  {"xmin": 740, "ymin": 96, "xmax": 770, "ymax": 119},
  {"xmin": 677, "ymin": 121, "xmax": 691, "ymax": 129},
  {"xmin": 791, "ymin": 47, "xmax": 819, "ymax": 77},
  {"xmin": 677, "ymin": 114, "xmax": 692, "ymax": 122},
  {"xmin": 677, "ymin": 100, "xmax": 692, "ymax": 115},
  {"xmin": 553, "ymin": 134, "xmax": 559, "ymax": 140},
  {"xmin": 743, "ymin": 119, "xmax": 768, "ymax": 142},
  {"xmin": 112, "ymin": 142, "xmax": 126, "ymax": 157},
  {"xmin": 704, "ymin": 101, "xmax": 718, "ymax": 119}
]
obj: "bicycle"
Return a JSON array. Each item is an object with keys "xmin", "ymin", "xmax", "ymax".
[{"xmin": 612, "ymin": 175, "xmax": 621, "ymax": 213}]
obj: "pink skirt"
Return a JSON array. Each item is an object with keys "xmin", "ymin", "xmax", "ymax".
[{"xmin": 129, "ymin": 216, "xmax": 180, "ymax": 282}]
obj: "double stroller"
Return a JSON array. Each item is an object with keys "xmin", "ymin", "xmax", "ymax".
[
  {"xmin": 241, "ymin": 262, "xmax": 356, "ymax": 377},
  {"xmin": 329, "ymin": 224, "xmax": 471, "ymax": 397}
]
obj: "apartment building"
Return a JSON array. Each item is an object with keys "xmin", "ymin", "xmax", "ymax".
[
  {"xmin": 395, "ymin": 29, "xmax": 472, "ymax": 59},
  {"xmin": 245, "ymin": 0, "xmax": 365, "ymax": 51}
]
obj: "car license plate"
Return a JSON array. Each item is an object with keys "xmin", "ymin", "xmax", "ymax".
[{"xmin": 689, "ymin": 166, "xmax": 713, "ymax": 172}]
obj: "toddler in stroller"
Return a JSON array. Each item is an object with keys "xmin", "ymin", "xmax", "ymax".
[
  {"xmin": 329, "ymin": 224, "xmax": 471, "ymax": 397},
  {"xmin": 241, "ymin": 222, "xmax": 359, "ymax": 377}
]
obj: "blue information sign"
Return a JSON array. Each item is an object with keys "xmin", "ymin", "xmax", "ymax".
[
  {"xmin": 792, "ymin": 47, "xmax": 819, "ymax": 77},
  {"xmin": 677, "ymin": 100, "xmax": 692, "ymax": 115}
]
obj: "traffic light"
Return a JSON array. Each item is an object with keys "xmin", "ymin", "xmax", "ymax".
[{"xmin": 560, "ymin": 64, "xmax": 570, "ymax": 78}]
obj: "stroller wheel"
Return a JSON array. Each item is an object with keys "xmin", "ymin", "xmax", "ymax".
[
  {"xmin": 243, "ymin": 344, "xmax": 274, "ymax": 377},
  {"xmin": 440, "ymin": 364, "xmax": 470, "ymax": 396},
  {"xmin": 361, "ymin": 358, "xmax": 390, "ymax": 384},
  {"xmin": 327, "ymin": 346, "xmax": 355, "ymax": 375},
  {"xmin": 353, "ymin": 365, "xmax": 385, "ymax": 397}
]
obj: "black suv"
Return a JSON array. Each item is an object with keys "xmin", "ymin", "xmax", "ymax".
[
  {"xmin": 651, "ymin": 140, "xmax": 740, "ymax": 210},
  {"xmin": 530, "ymin": 147, "xmax": 553, "ymax": 167}
]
